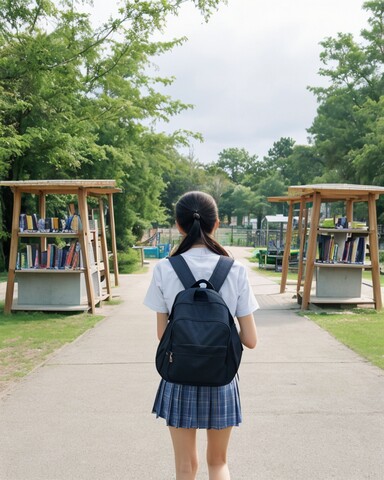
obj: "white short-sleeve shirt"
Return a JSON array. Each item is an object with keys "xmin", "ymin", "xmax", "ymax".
[{"xmin": 144, "ymin": 247, "xmax": 259, "ymax": 318}]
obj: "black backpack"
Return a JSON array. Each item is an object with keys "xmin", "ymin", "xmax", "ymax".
[{"xmin": 155, "ymin": 255, "xmax": 243, "ymax": 387}]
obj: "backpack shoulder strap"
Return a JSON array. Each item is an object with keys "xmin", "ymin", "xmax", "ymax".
[
  {"xmin": 209, "ymin": 256, "xmax": 234, "ymax": 292},
  {"xmin": 168, "ymin": 255, "xmax": 196, "ymax": 289}
]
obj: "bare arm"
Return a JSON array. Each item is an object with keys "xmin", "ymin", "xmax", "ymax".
[
  {"xmin": 237, "ymin": 313, "xmax": 257, "ymax": 349},
  {"xmin": 156, "ymin": 312, "xmax": 169, "ymax": 341}
]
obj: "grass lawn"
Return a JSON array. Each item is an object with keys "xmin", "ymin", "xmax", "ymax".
[
  {"xmin": 0, "ymin": 303, "xmax": 103, "ymax": 393},
  {"xmin": 251, "ymin": 265, "xmax": 298, "ymax": 283},
  {"xmin": 305, "ymin": 309, "xmax": 384, "ymax": 370},
  {"xmin": 252, "ymin": 259, "xmax": 384, "ymax": 370},
  {"xmin": 0, "ymin": 272, "xmax": 7, "ymax": 283}
]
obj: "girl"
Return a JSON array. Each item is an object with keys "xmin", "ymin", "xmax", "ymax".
[{"xmin": 144, "ymin": 191, "xmax": 258, "ymax": 480}]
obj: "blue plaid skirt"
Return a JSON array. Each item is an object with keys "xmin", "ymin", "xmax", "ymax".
[{"xmin": 152, "ymin": 376, "xmax": 242, "ymax": 430}]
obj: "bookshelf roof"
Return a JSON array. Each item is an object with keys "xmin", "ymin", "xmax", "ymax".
[
  {"xmin": 288, "ymin": 183, "xmax": 384, "ymax": 197},
  {"xmin": 269, "ymin": 184, "xmax": 384, "ymax": 203},
  {"xmin": 0, "ymin": 180, "xmax": 121, "ymax": 195}
]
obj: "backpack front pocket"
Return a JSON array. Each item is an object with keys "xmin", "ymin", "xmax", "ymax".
[{"xmin": 167, "ymin": 344, "xmax": 227, "ymax": 386}]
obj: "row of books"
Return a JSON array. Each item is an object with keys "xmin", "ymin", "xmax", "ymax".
[
  {"xmin": 317, "ymin": 234, "xmax": 367, "ymax": 264},
  {"xmin": 19, "ymin": 214, "xmax": 81, "ymax": 233},
  {"xmin": 16, "ymin": 241, "xmax": 82, "ymax": 270}
]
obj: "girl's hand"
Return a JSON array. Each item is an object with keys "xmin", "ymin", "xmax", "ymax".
[{"xmin": 156, "ymin": 312, "xmax": 168, "ymax": 340}]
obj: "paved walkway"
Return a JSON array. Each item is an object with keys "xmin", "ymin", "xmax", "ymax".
[{"xmin": 0, "ymin": 247, "xmax": 383, "ymax": 479}]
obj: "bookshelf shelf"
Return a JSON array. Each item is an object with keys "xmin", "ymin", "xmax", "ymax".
[
  {"xmin": 268, "ymin": 184, "xmax": 384, "ymax": 310},
  {"xmin": 298, "ymin": 294, "xmax": 375, "ymax": 306},
  {"xmin": 0, "ymin": 180, "xmax": 121, "ymax": 314},
  {"xmin": 18, "ymin": 232, "xmax": 80, "ymax": 238},
  {"xmin": 11, "ymin": 303, "xmax": 90, "ymax": 312},
  {"xmin": 15, "ymin": 269, "xmax": 85, "ymax": 273},
  {"xmin": 317, "ymin": 228, "xmax": 370, "ymax": 234},
  {"xmin": 314, "ymin": 262, "xmax": 368, "ymax": 268}
]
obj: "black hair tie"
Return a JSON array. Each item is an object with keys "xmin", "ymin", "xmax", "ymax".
[{"xmin": 193, "ymin": 212, "xmax": 200, "ymax": 220}]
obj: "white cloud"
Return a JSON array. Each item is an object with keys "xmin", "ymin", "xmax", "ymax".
[{"xmin": 89, "ymin": 0, "xmax": 368, "ymax": 162}]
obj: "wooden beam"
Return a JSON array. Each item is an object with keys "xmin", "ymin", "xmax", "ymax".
[
  {"xmin": 77, "ymin": 188, "xmax": 96, "ymax": 313},
  {"xmin": 368, "ymin": 193, "xmax": 382, "ymax": 310},
  {"xmin": 98, "ymin": 198, "xmax": 112, "ymax": 299},
  {"xmin": 39, "ymin": 191, "xmax": 47, "ymax": 252},
  {"xmin": 297, "ymin": 201, "xmax": 308, "ymax": 296},
  {"xmin": 108, "ymin": 193, "xmax": 119, "ymax": 287},
  {"xmin": 301, "ymin": 192, "xmax": 322, "ymax": 310},
  {"xmin": 4, "ymin": 188, "xmax": 21, "ymax": 313},
  {"xmin": 280, "ymin": 201, "xmax": 294, "ymax": 293},
  {"xmin": 346, "ymin": 199, "xmax": 354, "ymax": 224}
]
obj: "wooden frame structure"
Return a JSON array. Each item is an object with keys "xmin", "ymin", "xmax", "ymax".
[
  {"xmin": 269, "ymin": 183, "xmax": 384, "ymax": 310},
  {"xmin": 0, "ymin": 180, "xmax": 121, "ymax": 314}
]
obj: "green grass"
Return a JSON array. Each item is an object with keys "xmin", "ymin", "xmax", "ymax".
[
  {"xmin": 251, "ymin": 265, "xmax": 298, "ymax": 282},
  {"xmin": 362, "ymin": 270, "xmax": 384, "ymax": 286},
  {"xmin": 305, "ymin": 309, "xmax": 384, "ymax": 370},
  {"xmin": 0, "ymin": 272, "xmax": 8, "ymax": 282},
  {"xmin": 250, "ymin": 258, "xmax": 384, "ymax": 370},
  {"xmin": 0, "ymin": 303, "xmax": 103, "ymax": 391}
]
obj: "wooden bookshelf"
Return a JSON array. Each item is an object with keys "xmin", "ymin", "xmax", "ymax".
[
  {"xmin": 268, "ymin": 183, "xmax": 384, "ymax": 310},
  {"xmin": 0, "ymin": 180, "xmax": 121, "ymax": 314}
]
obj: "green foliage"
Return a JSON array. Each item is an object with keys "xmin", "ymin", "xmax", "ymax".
[
  {"xmin": 113, "ymin": 248, "xmax": 142, "ymax": 274},
  {"xmin": 0, "ymin": 0, "xmax": 227, "ymax": 259},
  {"xmin": 160, "ymin": 149, "xmax": 209, "ymax": 223},
  {"xmin": 0, "ymin": 308, "xmax": 104, "ymax": 387},
  {"xmin": 307, "ymin": 310, "xmax": 384, "ymax": 370},
  {"xmin": 2, "ymin": 0, "xmax": 384, "ymax": 264},
  {"xmin": 214, "ymin": 147, "xmax": 260, "ymax": 185},
  {"xmin": 263, "ymin": 137, "xmax": 295, "ymax": 177},
  {"xmin": 308, "ymin": 0, "xmax": 384, "ymax": 196}
]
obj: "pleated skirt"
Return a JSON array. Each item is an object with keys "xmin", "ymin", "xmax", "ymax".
[{"xmin": 152, "ymin": 376, "xmax": 242, "ymax": 430}]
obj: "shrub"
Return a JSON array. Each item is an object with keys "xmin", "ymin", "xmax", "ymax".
[{"xmin": 110, "ymin": 249, "xmax": 141, "ymax": 274}]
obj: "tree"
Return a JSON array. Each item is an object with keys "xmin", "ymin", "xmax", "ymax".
[
  {"xmin": 282, "ymin": 145, "xmax": 325, "ymax": 186},
  {"xmin": 308, "ymin": 1, "xmax": 384, "ymax": 185},
  {"xmin": 160, "ymin": 149, "xmax": 208, "ymax": 224},
  {"xmin": 213, "ymin": 148, "xmax": 260, "ymax": 185},
  {"xmin": 219, "ymin": 185, "xmax": 258, "ymax": 225},
  {"xmin": 262, "ymin": 137, "xmax": 295, "ymax": 180},
  {"xmin": 0, "ymin": 0, "xmax": 226, "ymax": 259}
]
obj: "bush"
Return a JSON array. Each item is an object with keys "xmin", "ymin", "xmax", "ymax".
[{"xmin": 111, "ymin": 248, "xmax": 141, "ymax": 274}]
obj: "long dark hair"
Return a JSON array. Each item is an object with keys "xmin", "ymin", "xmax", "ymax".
[{"xmin": 171, "ymin": 191, "xmax": 229, "ymax": 257}]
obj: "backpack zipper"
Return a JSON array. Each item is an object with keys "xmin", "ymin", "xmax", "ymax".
[{"xmin": 167, "ymin": 351, "xmax": 173, "ymax": 363}]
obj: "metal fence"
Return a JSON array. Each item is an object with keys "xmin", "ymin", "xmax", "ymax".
[
  {"xmin": 143, "ymin": 226, "xmax": 257, "ymax": 248},
  {"xmin": 142, "ymin": 224, "xmax": 384, "ymax": 250}
]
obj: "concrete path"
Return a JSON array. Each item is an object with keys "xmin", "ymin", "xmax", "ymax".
[{"xmin": 0, "ymin": 247, "xmax": 383, "ymax": 479}]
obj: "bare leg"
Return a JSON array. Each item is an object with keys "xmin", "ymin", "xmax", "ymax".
[
  {"xmin": 206, "ymin": 427, "xmax": 233, "ymax": 480},
  {"xmin": 169, "ymin": 427, "xmax": 198, "ymax": 480}
]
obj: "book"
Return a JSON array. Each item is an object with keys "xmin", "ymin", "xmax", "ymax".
[
  {"xmin": 26, "ymin": 215, "xmax": 34, "ymax": 230},
  {"xmin": 355, "ymin": 237, "xmax": 366, "ymax": 263},
  {"xmin": 32, "ymin": 214, "xmax": 38, "ymax": 231},
  {"xmin": 65, "ymin": 241, "xmax": 76, "ymax": 268},
  {"xmin": 40, "ymin": 251, "xmax": 47, "ymax": 268},
  {"xmin": 19, "ymin": 214, "xmax": 27, "ymax": 232}
]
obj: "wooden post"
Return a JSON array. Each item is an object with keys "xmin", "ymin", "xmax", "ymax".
[
  {"xmin": 346, "ymin": 199, "xmax": 354, "ymax": 225},
  {"xmin": 98, "ymin": 197, "xmax": 112, "ymax": 299},
  {"xmin": 4, "ymin": 188, "xmax": 21, "ymax": 314},
  {"xmin": 368, "ymin": 193, "xmax": 382, "ymax": 310},
  {"xmin": 280, "ymin": 201, "xmax": 294, "ymax": 293},
  {"xmin": 108, "ymin": 193, "xmax": 119, "ymax": 286},
  {"xmin": 301, "ymin": 192, "xmax": 321, "ymax": 310},
  {"xmin": 39, "ymin": 191, "xmax": 47, "ymax": 252},
  {"xmin": 296, "ymin": 200, "xmax": 307, "ymax": 295},
  {"xmin": 77, "ymin": 188, "xmax": 96, "ymax": 313}
]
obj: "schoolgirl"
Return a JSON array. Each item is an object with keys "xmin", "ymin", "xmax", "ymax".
[{"xmin": 144, "ymin": 191, "xmax": 258, "ymax": 480}]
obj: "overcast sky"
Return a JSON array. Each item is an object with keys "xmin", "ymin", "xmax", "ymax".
[{"xmin": 90, "ymin": 0, "xmax": 368, "ymax": 163}]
